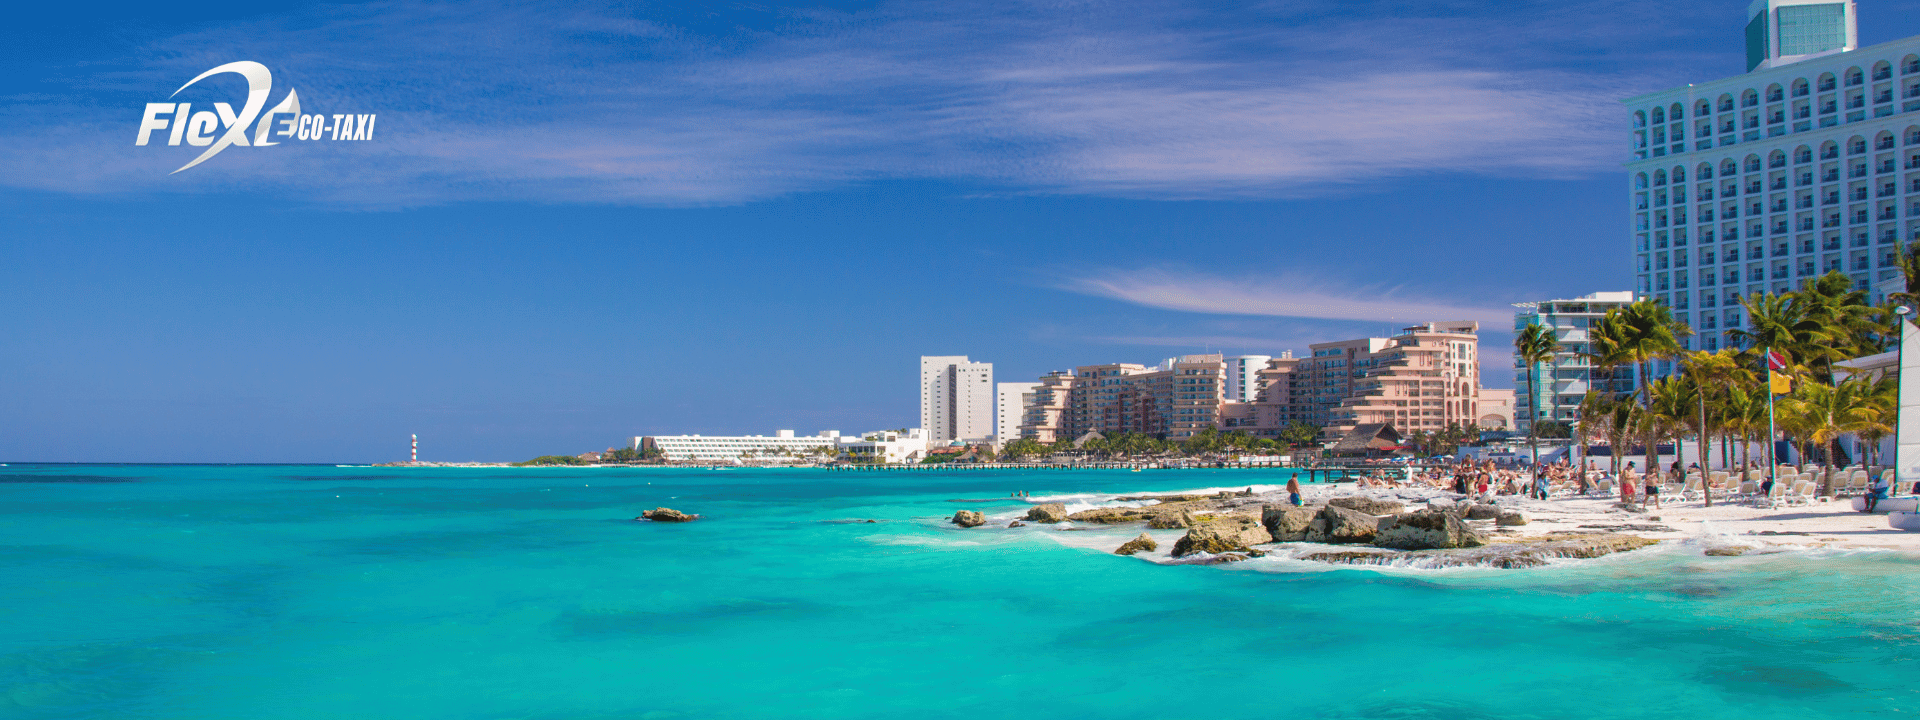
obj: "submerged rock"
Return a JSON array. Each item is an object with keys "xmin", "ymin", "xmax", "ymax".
[
  {"xmin": 1261, "ymin": 505, "xmax": 1316, "ymax": 541},
  {"xmin": 1170, "ymin": 515, "xmax": 1273, "ymax": 557},
  {"xmin": 1008, "ymin": 520, "xmax": 1026, "ymax": 528},
  {"xmin": 951, "ymin": 510, "xmax": 985, "ymax": 528},
  {"xmin": 1329, "ymin": 496, "xmax": 1405, "ymax": 516},
  {"xmin": 638, "ymin": 507, "xmax": 697, "ymax": 522},
  {"xmin": 1317, "ymin": 505, "xmax": 1379, "ymax": 544},
  {"xmin": 1114, "ymin": 533, "xmax": 1158, "ymax": 555},
  {"xmin": 1025, "ymin": 503, "xmax": 1069, "ymax": 523},
  {"xmin": 1373, "ymin": 509, "xmax": 1488, "ymax": 550}
]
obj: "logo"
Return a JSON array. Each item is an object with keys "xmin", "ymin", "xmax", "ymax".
[
  {"xmin": 134, "ymin": 61, "xmax": 376, "ymax": 174},
  {"xmin": 1764, "ymin": 350, "xmax": 1789, "ymax": 371}
]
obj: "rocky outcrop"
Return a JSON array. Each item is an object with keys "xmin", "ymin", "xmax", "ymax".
[
  {"xmin": 1299, "ymin": 534, "xmax": 1658, "ymax": 569},
  {"xmin": 1025, "ymin": 503, "xmax": 1069, "ymax": 523},
  {"xmin": 951, "ymin": 510, "xmax": 985, "ymax": 528},
  {"xmin": 1372, "ymin": 509, "xmax": 1488, "ymax": 550},
  {"xmin": 1067, "ymin": 507, "xmax": 1139, "ymax": 524},
  {"xmin": 1147, "ymin": 510, "xmax": 1197, "ymax": 530},
  {"xmin": 638, "ymin": 507, "xmax": 697, "ymax": 522},
  {"xmin": 1329, "ymin": 496, "xmax": 1405, "ymax": 516},
  {"xmin": 1007, "ymin": 520, "xmax": 1026, "ymax": 528},
  {"xmin": 1303, "ymin": 518, "xmax": 1330, "ymax": 543},
  {"xmin": 1170, "ymin": 515, "xmax": 1273, "ymax": 557},
  {"xmin": 1317, "ymin": 505, "xmax": 1380, "ymax": 544},
  {"xmin": 1113, "ymin": 533, "xmax": 1158, "ymax": 555},
  {"xmin": 1261, "ymin": 505, "xmax": 1316, "ymax": 541},
  {"xmin": 1496, "ymin": 510, "xmax": 1529, "ymax": 526},
  {"xmin": 1465, "ymin": 504, "xmax": 1501, "ymax": 520}
]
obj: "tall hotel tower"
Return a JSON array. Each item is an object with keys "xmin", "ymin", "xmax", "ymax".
[
  {"xmin": 920, "ymin": 356, "xmax": 994, "ymax": 443},
  {"xmin": 1627, "ymin": 0, "xmax": 1920, "ymax": 356}
]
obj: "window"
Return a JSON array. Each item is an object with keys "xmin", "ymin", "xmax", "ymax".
[
  {"xmin": 1651, "ymin": 106, "xmax": 1665, "ymax": 124},
  {"xmin": 1847, "ymin": 68, "xmax": 1864, "ymax": 86},
  {"xmin": 1768, "ymin": 85, "xmax": 1784, "ymax": 102},
  {"xmin": 1818, "ymin": 74, "xmax": 1837, "ymax": 92},
  {"xmin": 1850, "ymin": 138, "xmax": 1867, "ymax": 155},
  {"xmin": 1793, "ymin": 79, "xmax": 1810, "ymax": 97}
]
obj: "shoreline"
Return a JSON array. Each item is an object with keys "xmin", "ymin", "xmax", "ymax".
[{"xmin": 968, "ymin": 481, "xmax": 1920, "ymax": 568}]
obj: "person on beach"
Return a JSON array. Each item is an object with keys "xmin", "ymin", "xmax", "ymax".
[
  {"xmin": 1644, "ymin": 474, "xmax": 1662, "ymax": 509},
  {"xmin": 1620, "ymin": 463, "xmax": 1638, "ymax": 503},
  {"xmin": 1865, "ymin": 472, "xmax": 1891, "ymax": 512},
  {"xmin": 1286, "ymin": 477, "xmax": 1303, "ymax": 507},
  {"xmin": 1534, "ymin": 470, "xmax": 1552, "ymax": 500}
]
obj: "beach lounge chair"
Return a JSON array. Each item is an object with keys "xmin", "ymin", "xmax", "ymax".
[
  {"xmin": 1680, "ymin": 475, "xmax": 1703, "ymax": 502},
  {"xmin": 1785, "ymin": 480, "xmax": 1814, "ymax": 506},
  {"xmin": 1733, "ymin": 480, "xmax": 1755, "ymax": 502},
  {"xmin": 1848, "ymin": 471, "xmax": 1869, "ymax": 497},
  {"xmin": 1762, "ymin": 479, "xmax": 1787, "ymax": 508},
  {"xmin": 1594, "ymin": 478, "xmax": 1614, "ymax": 497}
]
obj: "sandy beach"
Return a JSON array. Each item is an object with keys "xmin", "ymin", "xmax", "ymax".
[{"xmin": 1300, "ymin": 482, "xmax": 1920, "ymax": 551}]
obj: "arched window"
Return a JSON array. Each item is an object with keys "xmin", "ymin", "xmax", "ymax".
[
  {"xmin": 1906, "ymin": 126, "xmax": 1920, "ymax": 145},
  {"xmin": 1874, "ymin": 61, "xmax": 1892, "ymax": 81},
  {"xmin": 1819, "ymin": 73, "xmax": 1837, "ymax": 91},
  {"xmin": 1794, "ymin": 145, "xmax": 1812, "ymax": 163},
  {"xmin": 1877, "ymin": 131, "xmax": 1896, "ymax": 150},
  {"xmin": 1768, "ymin": 150, "xmax": 1787, "ymax": 168},
  {"xmin": 1634, "ymin": 110, "xmax": 1647, "ymax": 128},
  {"xmin": 1742, "ymin": 89, "xmax": 1760, "ymax": 107},
  {"xmin": 1906, "ymin": 55, "xmax": 1920, "ymax": 75},
  {"xmin": 1654, "ymin": 169, "xmax": 1668, "ymax": 186},
  {"xmin": 1792, "ymin": 79, "xmax": 1810, "ymax": 97},
  {"xmin": 1698, "ymin": 162, "xmax": 1715, "ymax": 180},
  {"xmin": 1846, "ymin": 67, "xmax": 1864, "ymax": 86},
  {"xmin": 1697, "ymin": 100, "xmax": 1713, "ymax": 116},
  {"xmin": 1767, "ymin": 84, "xmax": 1784, "ymax": 102},
  {"xmin": 1719, "ymin": 94, "xmax": 1736, "ymax": 112},
  {"xmin": 1849, "ymin": 136, "xmax": 1867, "ymax": 155},
  {"xmin": 1745, "ymin": 155, "xmax": 1762, "ymax": 173},
  {"xmin": 1670, "ymin": 102, "xmax": 1684, "ymax": 120},
  {"xmin": 1651, "ymin": 106, "xmax": 1666, "ymax": 124},
  {"xmin": 1672, "ymin": 166, "xmax": 1686, "ymax": 183},
  {"xmin": 1722, "ymin": 159, "xmax": 1739, "ymax": 176},
  {"xmin": 1636, "ymin": 173, "xmax": 1649, "ymax": 189},
  {"xmin": 1821, "ymin": 141, "xmax": 1839, "ymax": 159}
]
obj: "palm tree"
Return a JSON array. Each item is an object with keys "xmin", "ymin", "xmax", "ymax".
[
  {"xmin": 1890, "ymin": 242, "xmax": 1920, "ymax": 309},
  {"xmin": 1591, "ymin": 300, "xmax": 1689, "ymax": 478},
  {"xmin": 1515, "ymin": 321, "xmax": 1561, "ymax": 470},
  {"xmin": 1683, "ymin": 349, "xmax": 1747, "ymax": 505},
  {"xmin": 1720, "ymin": 383, "xmax": 1768, "ymax": 487},
  {"xmin": 1645, "ymin": 375, "xmax": 1697, "ymax": 481},
  {"xmin": 1781, "ymin": 376, "xmax": 1887, "ymax": 496}
]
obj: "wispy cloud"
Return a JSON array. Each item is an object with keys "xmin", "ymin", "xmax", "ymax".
[
  {"xmin": 1057, "ymin": 267, "xmax": 1516, "ymax": 326},
  {"xmin": 1, "ymin": 0, "xmax": 1689, "ymax": 205}
]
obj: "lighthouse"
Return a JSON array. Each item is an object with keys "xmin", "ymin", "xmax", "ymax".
[{"xmin": 411, "ymin": 434, "xmax": 418, "ymax": 463}]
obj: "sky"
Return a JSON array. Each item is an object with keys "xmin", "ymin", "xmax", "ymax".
[{"xmin": 7, "ymin": 0, "xmax": 1920, "ymax": 462}]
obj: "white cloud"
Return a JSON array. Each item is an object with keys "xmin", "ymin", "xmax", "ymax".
[
  {"xmin": 0, "ymin": 0, "xmax": 1664, "ymax": 206},
  {"xmin": 1058, "ymin": 268, "xmax": 1517, "ymax": 326}
]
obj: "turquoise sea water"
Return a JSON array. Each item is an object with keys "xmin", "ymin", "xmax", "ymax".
[{"xmin": 3, "ymin": 464, "xmax": 1919, "ymax": 720}]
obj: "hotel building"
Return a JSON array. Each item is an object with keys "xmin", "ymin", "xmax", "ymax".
[
  {"xmin": 1249, "ymin": 322, "xmax": 1484, "ymax": 441},
  {"xmin": 1627, "ymin": 0, "xmax": 1920, "ymax": 355},
  {"xmin": 1511, "ymin": 292, "xmax": 1641, "ymax": 433},
  {"xmin": 1223, "ymin": 355, "xmax": 1273, "ymax": 402},
  {"xmin": 919, "ymin": 356, "xmax": 994, "ymax": 442},
  {"xmin": 995, "ymin": 381, "xmax": 1040, "ymax": 442},
  {"xmin": 1017, "ymin": 371, "xmax": 1074, "ymax": 443},
  {"xmin": 637, "ymin": 430, "xmax": 841, "ymax": 462}
]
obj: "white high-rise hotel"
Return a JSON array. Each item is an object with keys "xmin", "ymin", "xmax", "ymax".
[
  {"xmin": 920, "ymin": 356, "xmax": 994, "ymax": 442},
  {"xmin": 1628, "ymin": 0, "xmax": 1920, "ymax": 353}
]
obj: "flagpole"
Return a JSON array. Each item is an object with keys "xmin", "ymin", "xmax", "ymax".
[{"xmin": 1767, "ymin": 346, "xmax": 1778, "ymax": 499}]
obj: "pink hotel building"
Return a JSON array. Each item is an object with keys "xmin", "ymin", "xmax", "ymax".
[{"xmin": 1018, "ymin": 321, "xmax": 1485, "ymax": 443}]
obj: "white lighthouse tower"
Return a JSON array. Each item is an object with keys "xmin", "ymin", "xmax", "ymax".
[{"xmin": 410, "ymin": 434, "xmax": 418, "ymax": 463}]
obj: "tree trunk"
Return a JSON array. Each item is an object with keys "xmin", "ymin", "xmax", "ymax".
[
  {"xmin": 1698, "ymin": 394, "xmax": 1713, "ymax": 507},
  {"xmin": 1525, "ymin": 363, "xmax": 1538, "ymax": 471}
]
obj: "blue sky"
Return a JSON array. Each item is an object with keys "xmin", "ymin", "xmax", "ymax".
[{"xmin": 7, "ymin": 0, "xmax": 1920, "ymax": 462}]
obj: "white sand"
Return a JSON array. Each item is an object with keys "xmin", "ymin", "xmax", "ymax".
[{"xmin": 1308, "ymin": 482, "xmax": 1920, "ymax": 550}]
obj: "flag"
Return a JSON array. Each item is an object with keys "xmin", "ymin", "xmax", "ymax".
[
  {"xmin": 1770, "ymin": 372, "xmax": 1792, "ymax": 395},
  {"xmin": 1765, "ymin": 350, "xmax": 1789, "ymax": 371}
]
